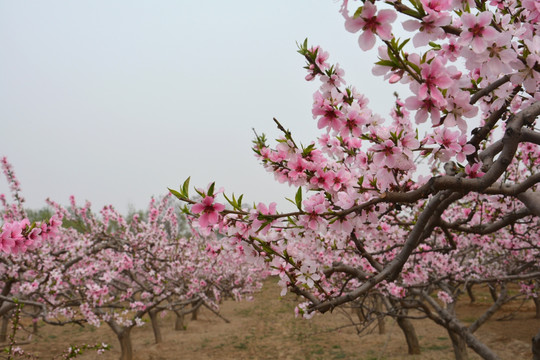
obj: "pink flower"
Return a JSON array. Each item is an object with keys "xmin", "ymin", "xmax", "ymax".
[
  {"xmin": 343, "ymin": 2, "xmax": 397, "ymax": 50},
  {"xmin": 437, "ymin": 291, "xmax": 454, "ymax": 304},
  {"xmin": 191, "ymin": 196, "xmax": 225, "ymax": 228},
  {"xmin": 440, "ymin": 38, "xmax": 462, "ymax": 62},
  {"xmin": 251, "ymin": 202, "xmax": 277, "ymax": 234},
  {"xmin": 405, "ymin": 94, "xmax": 441, "ymax": 125},
  {"xmin": 371, "ymin": 139, "xmax": 403, "ymax": 169},
  {"xmin": 460, "ymin": 12, "xmax": 498, "ymax": 54},
  {"xmin": 0, "ymin": 227, "xmax": 16, "ymax": 253},
  {"xmin": 309, "ymin": 169, "xmax": 335, "ymax": 191},
  {"xmin": 301, "ymin": 193, "xmax": 328, "ymax": 231},
  {"xmin": 402, "ymin": 12, "xmax": 451, "ymax": 47},
  {"xmin": 312, "ymin": 91, "xmax": 344, "ymax": 131},
  {"xmin": 465, "ymin": 162, "xmax": 485, "ymax": 178},
  {"xmin": 418, "ymin": 58, "xmax": 452, "ymax": 106},
  {"xmin": 523, "ymin": 0, "xmax": 540, "ymax": 22},
  {"xmin": 341, "ymin": 103, "xmax": 368, "ymax": 137},
  {"xmin": 387, "ymin": 283, "xmax": 406, "ymax": 298},
  {"xmin": 421, "ymin": 0, "xmax": 451, "ymax": 12}
]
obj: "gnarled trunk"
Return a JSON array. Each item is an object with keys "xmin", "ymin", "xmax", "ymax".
[
  {"xmin": 148, "ymin": 309, "xmax": 162, "ymax": 344},
  {"xmin": 533, "ymin": 329, "xmax": 540, "ymax": 360},
  {"xmin": 0, "ymin": 313, "xmax": 9, "ymax": 343},
  {"xmin": 448, "ymin": 329, "xmax": 468, "ymax": 360},
  {"xmin": 174, "ymin": 311, "xmax": 185, "ymax": 331},
  {"xmin": 466, "ymin": 283, "xmax": 476, "ymax": 303},
  {"xmin": 375, "ymin": 295, "xmax": 385, "ymax": 335},
  {"xmin": 107, "ymin": 321, "xmax": 134, "ymax": 360},
  {"xmin": 117, "ymin": 327, "xmax": 133, "ymax": 360},
  {"xmin": 488, "ymin": 283, "xmax": 498, "ymax": 302},
  {"xmin": 533, "ymin": 297, "xmax": 540, "ymax": 319},
  {"xmin": 191, "ymin": 301, "xmax": 199, "ymax": 320},
  {"xmin": 396, "ymin": 316, "xmax": 421, "ymax": 355}
]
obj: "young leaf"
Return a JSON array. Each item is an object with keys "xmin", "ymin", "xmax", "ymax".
[
  {"xmin": 168, "ymin": 188, "xmax": 184, "ymax": 200},
  {"xmin": 182, "ymin": 177, "xmax": 191, "ymax": 197},
  {"xmin": 207, "ymin": 182, "xmax": 216, "ymax": 197},
  {"xmin": 295, "ymin": 187, "xmax": 302, "ymax": 211}
]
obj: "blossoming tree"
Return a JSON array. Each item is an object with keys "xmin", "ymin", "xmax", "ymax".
[
  {"xmin": 172, "ymin": 1, "xmax": 540, "ymax": 359},
  {"xmin": 1, "ymin": 159, "xmax": 266, "ymax": 360},
  {"xmin": 42, "ymin": 195, "xmax": 266, "ymax": 360}
]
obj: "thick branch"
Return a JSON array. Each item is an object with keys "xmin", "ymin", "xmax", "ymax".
[{"xmin": 440, "ymin": 208, "xmax": 532, "ymax": 235}]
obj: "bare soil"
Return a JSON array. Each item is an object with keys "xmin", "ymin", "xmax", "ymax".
[{"xmin": 12, "ymin": 278, "xmax": 540, "ymax": 359}]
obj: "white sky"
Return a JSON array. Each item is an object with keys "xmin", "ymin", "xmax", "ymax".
[{"xmin": 0, "ymin": 1, "xmax": 405, "ymax": 215}]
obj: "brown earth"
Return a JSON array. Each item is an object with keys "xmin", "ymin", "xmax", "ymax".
[{"xmin": 10, "ymin": 278, "xmax": 540, "ymax": 359}]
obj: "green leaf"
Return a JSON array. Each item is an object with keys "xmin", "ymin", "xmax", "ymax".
[
  {"xmin": 353, "ymin": 6, "xmax": 364, "ymax": 18},
  {"xmin": 182, "ymin": 177, "xmax": 191, "ymax": 197},
  {"xmin": 168, "ymin": 188, "xmax": 184, "ymax": 200},
  {"xmin": 255, "ymin": 219, "xmax": 273, "ymax": 233},
  {"xmin": 375, "ymin": 60, "xmax": 397, "ymax": 68},
  {"xmin": 398, "ymin": 38, "xmax": 410, "ymax": 51},
  {"xmin": 407, "ymin": 61, "xmax": 421, "ymax": 74},
  {"xmin": 223, "ymin": 193, "xmax": 235, "ymax": 208},
  {"xmin": 428, "ymin": 41, "xmax": 441, "ymax": 50},
  {"xmin": 295, "ymin": 187, "xmax": 302, "ymax": 211},
  {"xmin": 207, "ymin": 182, "xmax": 215, "ymax": 197}
]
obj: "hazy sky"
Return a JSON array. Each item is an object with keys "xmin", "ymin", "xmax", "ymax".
[{"xmin": 0, "ymin": 1, "xmax": 404, "ymax": 215}]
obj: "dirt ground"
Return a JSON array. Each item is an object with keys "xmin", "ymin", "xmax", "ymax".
[{"xmin": 10, "ymin": 277, "xmax": 540, "ymax": 359}]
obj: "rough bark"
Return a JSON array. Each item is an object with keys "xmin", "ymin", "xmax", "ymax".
[
  {"xmin": 420, "ymin": 291, "xmax": 501, "ymax": 360},
  {"xmin": 533, "ymin": 328, "xmax": 540, "ymax": 360},
  {"xmin": 116, "ymin": 327, "xmax": 133, "ymax": 360},
  {"xmin": 0, "ymin": 314, "xmax": 9, "ymax": 343},
  {"xmin": 107, "ymin": 321, "xmax": 134, "ymax": 360},
  {"xmin": 396, "ymin": 316, "xmax": 421, "ymax": 355},
  {"xmin": 448, "ymin": 329, "xmax": 468, "ymax": 360},
  {"xmin": 353, "ymin": 304, "xmax": 364, "ymax": 323},
  {"xmin": 148, "ymin": 309, "xmax": 162, "ymax": 344},
  {"xmin": 375, "ymin": 295, "xmax": 385, "ymax": 335},
  {"xmin": 488, "ymin": 284, "xmax": 498, "ymax": 302},
  {"xmin": 466, "ymin": 283, "xmax": 476, "ymax": 303},
  {"xmin": 534, "ymin": 297, "xmax": 540, "ymax": 319},
  {"xmin": 174, "ymin": 311, "xmax": 185, "ymax": 331},
  {"xmin": 191, "ymin": 301, "xmax": 199, "ymax": 320}
]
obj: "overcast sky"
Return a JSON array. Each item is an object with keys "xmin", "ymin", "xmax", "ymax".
[{"xmin": 0, "ymin": 1, "xmax": 404, "ymax": 215}]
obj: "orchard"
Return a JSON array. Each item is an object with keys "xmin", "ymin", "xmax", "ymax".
[
  {"xmin": 171, "ymin": 0, "xmax": 540, "ymax": 359},
  {"xmin": 0, "ymin": 158, "xmax": 267, "ymax": 360},
  {"xmin": 1, "ymin": 0, "xmax": 540, "ymax": 359}
]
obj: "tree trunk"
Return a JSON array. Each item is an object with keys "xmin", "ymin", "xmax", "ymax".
[
  {"xmin": 488, "ymin": 284, "xmax": 498, "ymax": 302},
  {"xmin": 191, "ymin": 302, "xmax": 199, "ymax": 321},
  {"xmin": 533, "ymin": 329, "xmax": 540, "ymax": 360},
  {"xmin": 116, "ymin": 327, "xmax": 133, "ymax": 360},
  {"xmin": 148, "ymin": 310, "xmax": 162, "ymax": 344},
  {"xmin": 0, "ymin": 314, "xmax": 9, "ymax": 343},
  {"xmin": 375, "ymin": 295, "xmax": 385, "ymax": 335},
  {"xmin": 448, "ymin": 329, "xmax": 468, "ymax": 360},
  {"xmin": 534, "ymin": 297, "xmax": 540, "ymax": 319},
  {"xmin": 175, "ymin": 311, "xmax": 185, "ymax": 331},
  {"xmin": 396, "ymin": 316, "xmax": 421, "ymax": 355},
  {"xmin": 32, "ymin": 318, "xmax": 38, "ymax": 334},
  {"xmin": 107, "ymin": 322, "xmax": 134, "ymax": 360},
  {"xmin": 420, "ymin": 290, "xmax": 501, "ymax": 360},
  {"xmin": 466, "ymin": 283, "xmax": 476, "ymax": 303}
]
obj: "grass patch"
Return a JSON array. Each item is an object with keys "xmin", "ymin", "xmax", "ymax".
[
  {"xmin": 234, "ymin": 342, "xmax": 247, "ymax": 350},
  {"xmin": 423, "ymin": 344, "xmax": 450, "ymax": 351},
  {"xmin": 234, "ymin": 308, "xmax": 253, "ymax": 317}
]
